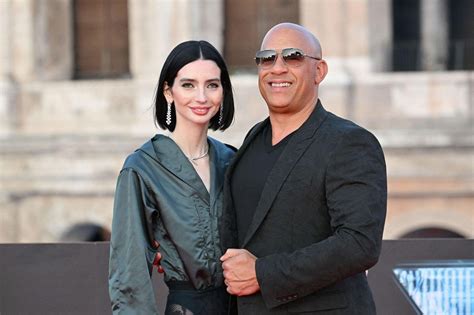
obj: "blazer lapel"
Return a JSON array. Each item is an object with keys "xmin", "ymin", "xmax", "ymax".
[{"xmin": 241, "ymin": 101, "xmax": 328, "ymax": 247}]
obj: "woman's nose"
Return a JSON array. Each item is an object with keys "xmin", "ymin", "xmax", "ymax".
[{"xmin": 195, "ymin": 88, "xmax": 207, "ymax": 103}]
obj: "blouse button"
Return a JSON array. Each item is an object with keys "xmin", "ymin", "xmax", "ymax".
[{"xmin": 152, "ymin": 240, "xmax": 160, "ymax": 249}]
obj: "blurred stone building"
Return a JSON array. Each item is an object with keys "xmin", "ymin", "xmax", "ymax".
[{"xmin": 0, "ymin": 0, "xmax": 472, "ymax": 242}]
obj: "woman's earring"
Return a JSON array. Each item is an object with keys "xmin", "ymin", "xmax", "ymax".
[
  {"xmin": 166, "ymin": 102, "xmax": 172, "ymax": 126},
  {"xmin": 218, "ymin": 104, "xmax": 224, "ymax": 126}
]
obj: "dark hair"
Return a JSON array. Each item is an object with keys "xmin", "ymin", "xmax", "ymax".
[{"xmin": 154, "ymin": 40, "xmax": 234, "ymax": 131}]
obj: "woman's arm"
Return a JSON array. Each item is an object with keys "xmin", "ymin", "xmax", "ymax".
[{"xmin": 108, "ymin": 168, "xmax": 159, "ymax": 314}]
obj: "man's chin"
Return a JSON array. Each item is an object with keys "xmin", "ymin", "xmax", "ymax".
[{"xmin": 267, "ymin": 101, "xmax": 292, "ymax": 111}]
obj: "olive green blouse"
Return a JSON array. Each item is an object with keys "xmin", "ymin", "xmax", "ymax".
[{"xmin": 108, "ymin": 134, "xmax": 235, "ymax": 314}]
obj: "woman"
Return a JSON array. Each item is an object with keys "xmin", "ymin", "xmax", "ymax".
[{"xmin": 108, "ymin": 40, "xmax": 236, "ymax": 315}]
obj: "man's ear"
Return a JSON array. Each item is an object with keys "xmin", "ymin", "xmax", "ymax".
[
  {"xmin": 315, "ymin": 60, "xmax": 328, "ymax": 84},
  {"xmin": 163, "ymin": 82, "xmax": 173, "ymax": 103}
]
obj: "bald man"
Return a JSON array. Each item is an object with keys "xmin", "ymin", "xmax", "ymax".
[{"xmin": 220, "ymin": 23, "xmax": 387, "ymax": 314}]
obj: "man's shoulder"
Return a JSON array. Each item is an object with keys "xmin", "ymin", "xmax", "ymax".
[
  {"xmin": 246, "ymin": 119, "xmax": 268, "ymax": 139},
  {"xmin": 325, "ymin": 111, "xmax": 373, "ymax": 137},
  {"xmin": 325, "ymin": 111, "xmax": 358, "ymax": 128},
  {"xmin": 318, "ymin": 111, "xmax": 382, "ymax": 153}
]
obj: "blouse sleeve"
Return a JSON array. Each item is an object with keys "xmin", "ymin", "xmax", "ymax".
[{"xmin": 108, "ymin": 168, "xmax": 159, "ymax": 314}]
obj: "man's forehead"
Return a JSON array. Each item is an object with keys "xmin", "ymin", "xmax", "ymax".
[
  {"xmin": 261, "ymin": 26, "xmax": 321, "ymax": 58},
  {"xmin": 262, "ymin": 28, "xmax": 308, "ymax": 49}
]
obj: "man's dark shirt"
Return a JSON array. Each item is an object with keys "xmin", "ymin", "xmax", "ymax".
[{"xmin": 231, "ymin": 123, "xmax": 295, "ymax": 243}]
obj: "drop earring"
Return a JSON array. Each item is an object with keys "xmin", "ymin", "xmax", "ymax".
[
  {"xmin": 218, "ymin": 104, "xmax": 224, "ymax": 126},
  {"xmin": 166, "ymin": 102, "xmax": 172, "ymax": 126}
]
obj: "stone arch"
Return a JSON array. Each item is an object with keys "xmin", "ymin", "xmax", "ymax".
[
  {"xmin": 386, "ymin": 208, "xmax": 472, "ymax": 239},
  {"xmin": 400, "ymin": 227, "xmax": 465, "ymax": 238}
]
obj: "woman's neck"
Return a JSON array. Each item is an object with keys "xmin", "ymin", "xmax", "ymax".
[
  {"xmin": 170, "ymin": 122, "xmax": 211, "ymax": 192},
  {"xmin": 170, "ymin": 124, "xmax": 209, "ymax": 158}
]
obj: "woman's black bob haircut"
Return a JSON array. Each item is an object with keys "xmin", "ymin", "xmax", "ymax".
[{"xmin": 154, "ymin": 40, "xmax": 234, "ymax": 131}]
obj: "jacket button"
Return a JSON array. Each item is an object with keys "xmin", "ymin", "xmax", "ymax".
[{"xmin": 152, "ymin": 240, "xmax": 160, "ymax": 249}]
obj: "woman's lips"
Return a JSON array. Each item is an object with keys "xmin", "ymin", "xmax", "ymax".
[{"xmin": 190, "ymin": 107, "xmax": 211, "ymax": 115}]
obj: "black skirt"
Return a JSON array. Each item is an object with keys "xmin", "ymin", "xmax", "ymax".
[{"xmin": 165, "ymin": 282, "xmax": 236, "ymax": 315}]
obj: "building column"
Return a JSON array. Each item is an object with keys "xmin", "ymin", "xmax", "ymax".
[
  {"xmin": 11, "ymin": 0, "xmax": 73, "ymax": 82},
  {"xmin": 300, "ymin": 0, "xmax": 373, "ymax": 75},
  {"xmin": 0, "ymin": 0, "xmax": 12, "ymax": 81},
  {"xmin": 129, "ymin": 0, "xmax": 224, "ymax": 80},
  {"xmin": 367, "ymin": 0, "xmax": 392, "ymax": 71},
  {"xmin": 0, "ymin": 1, "xmax": 16, "ymax": 136},
  {"xmin": 421, "ymin": 0, "xmax": 448, "ymax": 71}
]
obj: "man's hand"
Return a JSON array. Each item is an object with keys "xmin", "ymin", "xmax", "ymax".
[{"xmin": 220, "ymin": 249, "xmax": 260, "ymax": 296}]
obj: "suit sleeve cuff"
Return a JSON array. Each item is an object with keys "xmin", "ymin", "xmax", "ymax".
[{"xmin": 256, "ymin": 256, "xmax": 300, "ymax": 309}]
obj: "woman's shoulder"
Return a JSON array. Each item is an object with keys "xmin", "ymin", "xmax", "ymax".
[
  {"xmin": 208, "ymin": 137, "xmax": 237, "ymax": 163},
  {"xmin": 121, "ymin": 135, "xmax": 164, "ymax": 171},
  {"xmin": 208, "ymin": 137, "xmax": 237, "ymax": 152}
]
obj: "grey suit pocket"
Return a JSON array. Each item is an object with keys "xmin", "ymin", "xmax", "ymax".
[{"xmin": 287, "ymin": 290, "xmax": 347, "ymax": 313}]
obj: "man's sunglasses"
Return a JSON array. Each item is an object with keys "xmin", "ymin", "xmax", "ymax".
[{"xmin": 255, "ymin": 48, "xmax": 321, "ymax": 69}]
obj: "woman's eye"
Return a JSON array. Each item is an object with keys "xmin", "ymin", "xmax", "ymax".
[
  {"xmin": 181, "ymin": 82, "xmax": 193, "ymax": 88},
  {"xmin": 208, "ymin": 82, "xmax": 219, "ymax": 89}
]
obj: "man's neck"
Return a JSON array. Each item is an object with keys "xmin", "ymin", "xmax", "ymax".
[{"xmin": 269, "ymin": 101, "xmax": 317, "ymax": 145}]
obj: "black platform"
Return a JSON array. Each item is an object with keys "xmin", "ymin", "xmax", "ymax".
[{"xmin": 0, "ymin": 239, "xmax": 472, "ymax": 314}]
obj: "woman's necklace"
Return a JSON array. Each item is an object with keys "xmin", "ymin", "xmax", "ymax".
[
  {"xmin": 186, "ymin": 145, "xmax": 209, "ymax": 165},
  {"xmin": 169, "ymin": 134, "xmax": 209, "ymax": 165}
]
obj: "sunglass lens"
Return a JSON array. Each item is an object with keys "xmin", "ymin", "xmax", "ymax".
[
  {"xmin": 282, "ymin": 49, "xmax": 304, "ymax": 66},
  {"xmin": 256, "ymin": 50, "xmax": 277, "ymax": 67}
]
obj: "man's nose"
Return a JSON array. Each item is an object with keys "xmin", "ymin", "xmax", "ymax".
[{"xmin": 271, "ymin": 54, "xmax": 288, "ymax": 73}]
